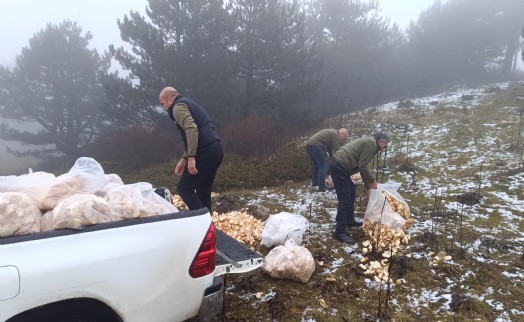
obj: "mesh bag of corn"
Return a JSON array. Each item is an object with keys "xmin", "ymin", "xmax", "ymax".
[
  {"xmin": 0, "ymin": 192, "xmax": 42, "ymax": 237},
  {"xmin": 40, "ymin": 193, "xmax": 112, "ymax": 231},
  {"xmin": 37, "ymin": 157, "xmax": 106, "ymax": 211},
  {"xmin": 105, "ymin": 182, "xmax": 178, "ymax": 221},
  {"xmin": 364, "ymin": 180, "xmax": 410, "ymax": 230}
]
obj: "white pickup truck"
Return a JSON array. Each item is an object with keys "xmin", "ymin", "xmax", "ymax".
[{"xmin": 0, "ymin": 207, "xmax": 263, "ymax": 322}]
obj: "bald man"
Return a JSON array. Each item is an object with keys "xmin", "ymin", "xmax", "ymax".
[
  {"xmin": 306, "ymin": 128, "xmax": 349, "ymax": 192},
  {"xmin": 159, "ymin": 87, "xmax": 223, "ymax": 213}
]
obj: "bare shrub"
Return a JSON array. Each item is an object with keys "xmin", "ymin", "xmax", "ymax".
[
  {"xmin": 221, "ymin": 113, "xmax": 276, "ymax": 156},
  {"xmin": 450, "ymin": 294, "xmax": 476, "ymax": 313},
  {"xmin": 215, "ymin": 194, "xmax": 244, "ymax": 213}
]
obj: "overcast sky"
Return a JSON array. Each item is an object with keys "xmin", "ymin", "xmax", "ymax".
[{"xmin": 0, "ymin": 0, "xmax": 434, "ymax": 67}]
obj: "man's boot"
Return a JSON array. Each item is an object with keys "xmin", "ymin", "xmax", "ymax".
[
  {"xmin": 334, "ymin": 222, "xmax": 356, "ymax": 244},
  {"xmin": 347, "ymin": 219, "xmax": 363, "ymax": 228},
  {"xmin": 334, "ymin": 232, "xmax": 356, "ymax": 244}
]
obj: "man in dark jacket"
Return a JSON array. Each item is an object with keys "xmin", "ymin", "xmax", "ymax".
[
  {"xmin": 306, "ymin": 128, "xmax": 349, "ymax": 192},
  {"xmin": 328, "ymin": 132, "xmax": 390, "ymax": 244},
  {"xmin": 159, "ymin": 87, "xmax": 223, "ymax": 213}
]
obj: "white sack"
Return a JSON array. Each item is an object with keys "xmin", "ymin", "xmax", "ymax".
[
  {"xmin": 261, "ymin": 212, "xmax": 309, "ymax": 247},
  {"xmin": 40, "ymin": 193, "xmax": 112, "ymax": 231},
  {"xmin": 262, "ymin": 238, "xmax": 315, "ymax": 283},
  {"xmin": 364, "ymin": 180, "xmax": 407, "ymax": 230},
  {"xmin": 0, "ymin": 192, "xmax": 41, "ymax": 237}
]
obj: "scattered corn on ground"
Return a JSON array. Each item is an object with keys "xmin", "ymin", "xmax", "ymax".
[
  {"xmin": 212, "ymin": 210, "xmax": 264, "ymax": 247},
  {"xmin": 171, "ymin": 193, "xmax": 263, "ymax": 247}
]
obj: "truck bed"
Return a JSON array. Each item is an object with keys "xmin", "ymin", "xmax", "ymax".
[{"xmin": 1, "ymin": 209, "xmax": 264, "ymax": 276}]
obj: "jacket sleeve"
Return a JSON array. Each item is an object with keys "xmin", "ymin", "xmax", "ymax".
[
  {"xmin": 173, "ymin": 103, "xmax": 199, "ymax": 157},
  {"xmin": 357, "ymin": 142, "xmax": 377, "ymax": 188}
]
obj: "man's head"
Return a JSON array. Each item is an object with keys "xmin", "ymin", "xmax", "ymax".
[
  {"xmin": 372, "ymin": 132, "xmax": 390, "ymax": 151},
  {"xmin": 159, "ymin": 87, "xmax": 179, "ymax": 111},
  {"xmin": 338, "ymin": 128, "xmax": 349, "ymax": 141}
]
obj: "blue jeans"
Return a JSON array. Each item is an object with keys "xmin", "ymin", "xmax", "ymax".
[
  {"xmin": 306, "ymin": 144, "xmax": 327, "ymax": 191},
  {"xmin": 329, "ymin": 159, "xmax": 356, "ymax": 235}
]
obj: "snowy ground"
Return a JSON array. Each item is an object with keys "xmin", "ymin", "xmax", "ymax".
[{"xmin": 226, "ymin": 81, "xmax": 524, "ymax": 321}]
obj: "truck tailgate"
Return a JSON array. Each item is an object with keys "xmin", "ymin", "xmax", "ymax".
[{"xmin": 215, "ymin": 229, "xmax": 263, "ymax": 276}]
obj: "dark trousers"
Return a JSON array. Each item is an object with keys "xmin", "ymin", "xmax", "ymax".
[
  {"xmin": 177, "ymin": 142, "xmax": 223, "ymax": 214},
  {"xmin": 306, "ymin": 144, "xmax": 327, "ymax": 190},
  {"xmin": 329, "ymin": 159, "xmax": 356, "ymax": 235}
]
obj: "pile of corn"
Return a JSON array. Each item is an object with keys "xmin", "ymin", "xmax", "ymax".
[
  {"xmin": 361, "ymin": 221, "xmax": 410, "ymax": 254},
  {"xmin": 212, "ymin": 210, "xmax": 264, "ymax": 247},
  {"xmin": 359, "ymin": 190, "xmax": 415, "ymax": 285},
  {"xmin": 171, "ymin": 192, "xmax": 220, "ymax": 211},
  {"xmin": 359, "ymin": 258, "xmax": 392, "ymax": 283},
  {"xmin": 382, "ymin": 190, "xmax": 411, "ymax": 222},
  {"xmin": 171, "ymin": 195, "xmax": 187, "ymax": 210}
]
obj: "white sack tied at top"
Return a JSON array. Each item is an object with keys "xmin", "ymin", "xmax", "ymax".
[
  {"xmin": 40, "ymin": 193, "xmax": 112, "ymax": 232},
  {"xmin": 262, "ymin": 238, "xmax": 315, "ymax": 283},
  {"xmin": 0, "ymin": 192, "xmax": 42, "ymax": 237},
  {"xmin": 0, "ymin": 157, "xmax": 106, "ymax": 211},
  {"xmin": 261, "ymin": 212, "xmax": 309, "ymax": 248}
]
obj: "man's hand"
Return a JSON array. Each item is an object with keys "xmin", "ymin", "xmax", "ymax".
[
  {"xmin": 175, "ymin": 158, "xmax": 187, "ymax": 176},
  {"xmin": 187, "ymin": 157, "xmax": 198, "ymax": 175}
]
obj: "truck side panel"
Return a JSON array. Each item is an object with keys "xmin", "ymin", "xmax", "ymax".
[{"xmin": 0, "ymin": 209, "xmax": 215, "ymax": 322}]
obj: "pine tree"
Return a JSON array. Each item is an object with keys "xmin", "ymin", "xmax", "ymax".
[
  {"xmin": 105, "ymin": 0, "xmax": 238, "ymax": 128},
  {"xmin": 0, "ymin": 21, "xmax": 109, "ymax": 167},
  {"xmin": 232, "ymin": 0, "xmax": 320, "ymax": 127}
]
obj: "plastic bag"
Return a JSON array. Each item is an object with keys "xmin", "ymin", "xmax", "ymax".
[
  {"xmin": 364, "ymin": 180, "xmax": 408, "ymax": 230},
  {"xmin": 261, "ymin": 212, "xmax": 309, "ymax": 247},
  {"xmin": 67, "ymin": 157, "xmax": 106, "ymax": 192},
  {"xmin": 0, "ymin": 171, "xmax": 56, "ymax": 208},
  {"xmin": 41, "ymin": 194, "xmax": 112, "ymax": 231},
  {"xmin": 37, "ymin": 158, "xmax": 105, "ymax": 211},
  {"xmin": 105, "ymin": 182, "xmax": 178, "ymax": 221},
  {"xmin": 0, "ymin": 171, "xmax": 56, "ymax": 193},
  {"xmin": 0, "ymin": 192, "xmax": 42, "ymax": 237},
  {"xmin": 262, "ymin": 238, "xmax": 315, "ymax": 283},
  {"xmin": 0, "ymin": 158, "xmax": 105, "ymax": 211},
  {"xmin": 95, "ymin": 173, "xmax": 125, "ymax": 196}
]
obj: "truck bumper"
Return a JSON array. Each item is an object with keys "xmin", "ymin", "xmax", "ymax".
[{"xmin": 198, "ymin": 276, "xmax": 223, "ymax": 322}]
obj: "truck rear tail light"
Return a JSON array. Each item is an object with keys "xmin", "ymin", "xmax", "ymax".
[{"xmin": 189, "ymin": 223, "xmax": 217, "ymax": 278}]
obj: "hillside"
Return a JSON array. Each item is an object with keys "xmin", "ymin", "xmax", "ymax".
[{"xmin": 216, "ymin": 81, "xmax": 524, "ymax": 321}]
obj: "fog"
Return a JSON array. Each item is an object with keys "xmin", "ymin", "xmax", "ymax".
[
  {"xmin": 0, "ymin": 0, "xmax": 432, "ymax": 66},
  {"xmin": 0, "ymin": 122, "xmax": 43, "ymax": 175}
]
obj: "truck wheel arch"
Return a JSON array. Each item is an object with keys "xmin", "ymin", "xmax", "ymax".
[{"xmin": 6, "ymin": 298, "xmax": 123, "ymax": 322}]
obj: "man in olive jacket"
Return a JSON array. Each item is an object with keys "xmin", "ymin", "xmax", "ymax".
[
  {"xmin": 329, "ymin": 132, "xmax": 390, "ymax": 244},
  {"xmin": 306, "ymin": 128, "xmax": 348, "ymax": 192},
  {"xmin": 159, "ymin": 87, "xmax": 223, "ymax": 213}
]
